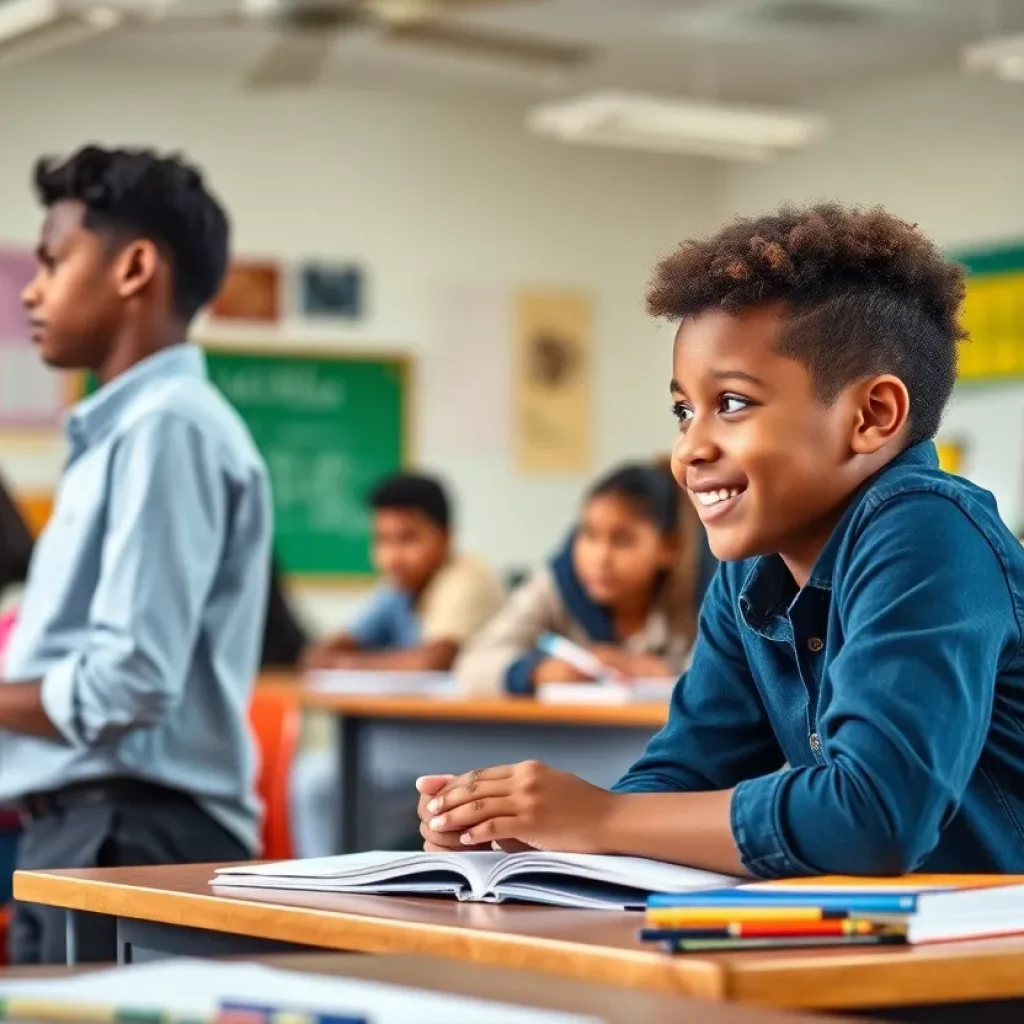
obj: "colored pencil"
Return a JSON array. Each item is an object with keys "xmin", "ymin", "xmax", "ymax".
[
  {"xmin": 667, "ymin": 933, "xmax": 907, "ymax": 954},
  {"xmin": 641, "ymin": 919, "xmax": 899, "ymax": 941},
  {"xmin": 645, "ymin": 905, "xmax": 847, "ymax": 927},
  {"xmin": 647, "ymin": 890, "xmax": 917, "ymax": 914}
]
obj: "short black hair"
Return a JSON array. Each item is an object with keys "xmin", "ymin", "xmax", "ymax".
[
  {"xmin": 588, "ymin": 462, "xmax": 679, "ymax": 537},
  {"xmin": 647, "ymin": 202, "xmax": 967, "ymax": 445},
  {"xmin": 369, "ymin": 473, "xmax": 450, "ymax": 530},
  {"xmin": 33, "ymin": 145, "xmax": 230, "ymax": 323}
]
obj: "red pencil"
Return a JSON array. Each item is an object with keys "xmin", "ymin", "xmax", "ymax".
[{"xmin": 642, "ymin": 919, "xmax": 896, "ymax": 940}]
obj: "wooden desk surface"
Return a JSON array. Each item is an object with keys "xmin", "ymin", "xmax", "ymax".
[
  {"xmin": 260, "ymin": 672, "xmax": 669, "ymax": 728},
  {"xmin": 16, "ymin": 863, "xmax": 1024, "ymax": 1012}
]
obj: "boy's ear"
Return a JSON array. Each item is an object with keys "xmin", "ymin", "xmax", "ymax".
[
  {"xmin": 848, "ymin": 374, "xmax": 910, "ymax": 455},
  {"xmin": 113, "ymin": 239, "xmax": 160, "ymax": 300}
]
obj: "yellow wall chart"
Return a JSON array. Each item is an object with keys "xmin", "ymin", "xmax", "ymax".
[{"xmin": 956, "ymin": 244, "xmax": 1024, "ymax": 381}]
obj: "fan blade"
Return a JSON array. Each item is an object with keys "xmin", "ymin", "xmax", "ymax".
[
  {"xmin": 365, "ymin": 0, "xmax": 540, "ymax": 23},
  {"xmin": 385, "ymin": 21, "xmax": 591, "ymax": 68},
  {"xmin": 247, "ymin": 30, "xmax": 337, "ymax": 88},
  {"xmin": 119, "ymin": 13, "xmax": 254, "ymax": 32}
]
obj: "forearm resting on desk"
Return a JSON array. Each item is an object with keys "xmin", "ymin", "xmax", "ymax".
[{"xmin": 599, "ymin": 790, "xmax": 749, "ymax": 877}]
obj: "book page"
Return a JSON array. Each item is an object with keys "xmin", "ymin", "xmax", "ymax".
[
  {"xmin": 494, "ymin": 853, "xmax": 740, "ymax": 893},
  {"xmin": 213, "ymin": 851, "xmax": 509, "ymax": 898}
]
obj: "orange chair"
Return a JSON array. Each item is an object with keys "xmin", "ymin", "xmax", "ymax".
[{"xmin": 249, "ymin": 686, "xmax": 300, "ymax": 860}]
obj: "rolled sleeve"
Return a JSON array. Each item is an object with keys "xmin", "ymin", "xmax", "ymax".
[
  {"xmin": 45, "ymin": 413, "xmax": 227, "ymax": 747},
  {"xmin": 731, "ymin": 772, "xmax": 818, "ymax": 879},
  {"xmin": 39, "ymin": 655, "xmax": 79, "ymax": 745}
]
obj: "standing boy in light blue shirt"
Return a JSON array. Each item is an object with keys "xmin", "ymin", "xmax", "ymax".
[{"xmin": 1, "ymin": 145, "xmax": 272, "ymax": 964}]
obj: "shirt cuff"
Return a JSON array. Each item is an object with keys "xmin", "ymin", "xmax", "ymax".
[
  {"xmin": 40, "ymin": 655, "xmax": 81, "ymax": 746},
  {"xmin": 730, "ymin": 771, "xmax": 819, "ymax": 879},
  {"xmin": 504, "ymin": 651, "xmax": 545, "ymax": 695}
]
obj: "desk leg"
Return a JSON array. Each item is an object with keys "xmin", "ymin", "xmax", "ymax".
[
  {"xmin": 64, "ymin": 911, "xmax": 81, "ymax": 966},
  {"xmin": 337, "ymin": 715, "xmax": 365, "ymax": 854}
]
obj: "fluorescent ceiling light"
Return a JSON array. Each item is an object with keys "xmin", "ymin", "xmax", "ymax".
[
  {"xmin": 962, "ymin": 34, "xmax": 1024, "ymax": 83},
  {"xmin": 527, "ymin": 92, "xmax": 827, "ymax": 162},
  {"xmin": 0, "ymin": 0, "xmax": 122, "ymax": 69}
]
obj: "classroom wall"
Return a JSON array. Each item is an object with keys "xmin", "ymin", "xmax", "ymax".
[
  {"xmin": 0, "ymin": 60, "xmax": 717, "ymax": 631},
  {"xmin": 712, "ymin": 69, "xmax": 1024, "ymax": 528}
]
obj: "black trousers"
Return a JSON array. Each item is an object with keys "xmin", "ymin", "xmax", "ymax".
[{"xmin": 9, "ymin": 785, "xmax": 250, "ymax": 965}]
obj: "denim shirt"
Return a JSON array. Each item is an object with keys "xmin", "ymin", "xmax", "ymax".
[{"xmin": 615, "ymin": 441, "xmax": 1024, "ymax": 877}]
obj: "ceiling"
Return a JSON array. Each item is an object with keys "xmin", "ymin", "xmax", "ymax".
[{"xmin": 36, "ymin": 0, "xmax": 1024, "ymax": 104}]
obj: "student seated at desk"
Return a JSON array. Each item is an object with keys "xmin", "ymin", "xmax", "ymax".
[
  {"xmin": 303, "ymin": 473, "xmax": 504, "ymax": 672},
  {"xmin": 1, "ymin": 146, "xmax": 271, "ymax": 963},
  {"xmin": 455, "ymin": 461, "xmax": 711, "ymax": 695},
  {"xmin": 417, "ymin": 202, "xmax": 1024, "ymax": 877},
  {"xmin": 293, "ymin": 472, "xmax": 503, "ymax": 856}
]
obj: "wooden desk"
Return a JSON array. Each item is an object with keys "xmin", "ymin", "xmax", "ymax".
[
  {"xmin": 14, "ymin": 863, "xmax": 1024, "ymax": 1021},
  {"xmin": 262, "ymin": 672, "xmax": 668, "ymax": 852},
  {"xmin": 0, "ymin": 952, "xmax": 862, "ymax": 1024}
]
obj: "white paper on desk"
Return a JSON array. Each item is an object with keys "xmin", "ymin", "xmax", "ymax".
[
  {"xmin": 0, "ymin": 959, "xmax": 601, "ymax": 1024},
  {"xmin": 304, "ymin": 670, "xmax": 459, "ymax": 697}
]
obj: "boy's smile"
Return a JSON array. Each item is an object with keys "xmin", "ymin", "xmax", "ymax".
[{"xmin": 670, "ymin": 304, "xmax": 870, "ymax": 585}]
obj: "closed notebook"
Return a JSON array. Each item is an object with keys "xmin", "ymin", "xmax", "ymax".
[{"xmin": 212, "ymin": 851, "xmax": 742, "ymax": 911}]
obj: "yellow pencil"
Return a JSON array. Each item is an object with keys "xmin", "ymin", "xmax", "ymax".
[{"xmin": 646, "ymin": 905, "xmax": 836, "ymax": 927}]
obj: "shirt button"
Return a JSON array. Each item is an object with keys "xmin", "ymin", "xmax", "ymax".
[
  {"xmin": 808, "ymin": 637, "xmax": 824, "ymax": 653},
  {"xmin": 809, "ymin": 733, "xmax": 822, "ymax": 754}
]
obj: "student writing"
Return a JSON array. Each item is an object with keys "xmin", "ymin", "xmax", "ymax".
[
  {"xmin": 455, "ymin": 462, "xmax": 710, "ymax": 695},
  {"xmin": 0, "ymin": 146, "xmax": 271, "ymax": 963},
  {"xmin": 417, "ymin": 202, "xmax": 1024, "ymax": 877}
]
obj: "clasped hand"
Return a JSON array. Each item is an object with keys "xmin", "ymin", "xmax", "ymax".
[{"xmin": 416, "ymin": 762, "xmax": 616, "ymax": 853}]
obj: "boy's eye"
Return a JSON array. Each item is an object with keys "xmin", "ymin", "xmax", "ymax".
[
  {"xmin": 671, "ymin": 401, "xmax": 693, "ymax": 425},
  {"xmin": 720, "ymin": 394, "xmax": 751, "ymax": 414}
]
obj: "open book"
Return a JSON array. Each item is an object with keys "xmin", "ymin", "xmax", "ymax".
[{"xmin": 212, "ymin": 851, "xmax": 741, "ymax": 911}]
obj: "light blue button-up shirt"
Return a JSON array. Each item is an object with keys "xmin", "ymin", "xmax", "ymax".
[{"xmin": 0, "ymin": 344, "xmax": 272, "ymax": 853}]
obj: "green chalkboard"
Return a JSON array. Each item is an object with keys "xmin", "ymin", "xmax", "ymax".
[
  {"xmin": 203, "ymin": 348, "xmax": 408, "ymax": 577},
  {"xmin": 82, "ymin": 347, "xmax": 409, "ymax": 575}
]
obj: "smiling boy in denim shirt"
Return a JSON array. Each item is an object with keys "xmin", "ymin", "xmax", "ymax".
[{"xmin": 416, "ymin": 202, "xmax": 1024, "ymax": 878}]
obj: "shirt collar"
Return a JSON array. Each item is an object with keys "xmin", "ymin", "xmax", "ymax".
[
  {"xmin": 66, "ymin": 344, "xmax": 205, "ymax": 450},
  {"xmin": 738, "ymin": 440, "xmax": 939, "ymax": 631}
]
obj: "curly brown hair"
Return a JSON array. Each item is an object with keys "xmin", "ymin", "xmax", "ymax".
[{"xmin": 647, "ymin": 203, "xmax": 967, "ymax": 444}]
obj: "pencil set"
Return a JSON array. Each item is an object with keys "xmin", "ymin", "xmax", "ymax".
[{"xmin": 640, "ymin": 888, "xmax": 912, "ymax": 954}]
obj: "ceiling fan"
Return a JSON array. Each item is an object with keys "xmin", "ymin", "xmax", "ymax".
[{"xmin": 111, "ymin": 0, "xmax": 595, "ymax": 90}]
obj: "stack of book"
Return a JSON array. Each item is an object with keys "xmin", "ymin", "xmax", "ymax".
[{"xmin": 641, "ymin": 875, "xmax": 1024, "ymax": 954}]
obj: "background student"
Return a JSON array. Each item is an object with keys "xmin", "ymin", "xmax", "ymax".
[
  {"xmin": 303, "ymin": 472, "xmax": 504, "ymax": 672},
  {"xmin": 455, "ymin": 461, "xmax": 712, "ymax": 695},
  {"xmin": 0, "ymin": 146, "xmax": 271, "ymax": 964},
  {"xmin": 292, "ymin": 471, "xmax": 504, "ymax": 856}
]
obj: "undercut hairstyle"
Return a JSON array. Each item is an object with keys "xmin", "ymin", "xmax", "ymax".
[
  {"xmin": 33, "ymin": 145, "xmax": 230, "ymax": 323},
  {"xmin": 370, "ymin": 473, "xmax": 451, "ymax": 530},
  {"xmin": 647, "ymin": 202, "xmax": 967, "ymax": 445}
]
